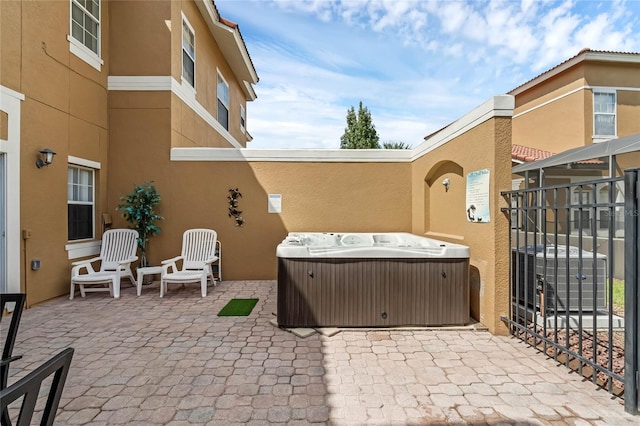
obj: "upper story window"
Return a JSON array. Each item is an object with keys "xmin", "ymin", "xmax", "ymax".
[
  {"xmin": 182, "ymin": 16, "xmax": 196, "ymax": 89},
  {"xmin": 593, "ymin": 91, "xmax": 616, "ymax": 139},
  {"xmin": 68, "ymin": 0, "xmax": 103, "ymax": 71},
  {"xmin": 240, "ymin": 105, "xmax": 246, "ymax": 133},
  {"xmin": 71, "ymin": 0, "xmax": 99, "ymax": 53},
  {"xmin": 217, "ymin": 72, "xmax": 229, "ymax": 131},
  {"xmin": 68, "ymin": 165, "xmax": 95, "ymax": 241}
]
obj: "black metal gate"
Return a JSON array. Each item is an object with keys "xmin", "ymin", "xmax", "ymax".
[{"xmin": 501, "ymin": 168, "xmax": 639, "ymax": 415}]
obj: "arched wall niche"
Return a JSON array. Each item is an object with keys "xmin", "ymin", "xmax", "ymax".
[{"xmin": 423, "ymin": 160, "xmax": 465, "ymax": 235}]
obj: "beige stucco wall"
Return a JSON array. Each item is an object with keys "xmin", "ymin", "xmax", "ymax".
[
  {"xmin": 411, "ymin": 117, "xmax": 512, "ymax": 334},
  {"xmin": 1, "ymin": 0, "xmax": 111, "ymax": 306},
  {"xmin": 515, "ymin": 88, "xmax": 588, "ymax": 156},
  {"xmin": 109, "ymin": 0, "xmax": 171, "ymax": 76},
  {"xmin": 106, "ymin": 98, "xmax": 413, "ymax": 280},
  {"xmin": 512, "ymin": 60, "xmax": 640, "ymax": 153},
  {"xmin": 171, "ymin": 93, "xmax": 238, "ymax": 148},
  {"xmin": 1, "ymin": 0, "xmax": 22, "ymax": 90},
  {"xmin": 171, "ymin": 1, "xmax": 249, "ymax": 147},
  {"xmin": 616, "ymin": 90, "xmax": 640, "ymax": 138}
]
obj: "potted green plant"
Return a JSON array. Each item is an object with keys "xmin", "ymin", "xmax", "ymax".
[{"xmin": 116, "ymin": 181, "xmax": 163, "ymax": 267}]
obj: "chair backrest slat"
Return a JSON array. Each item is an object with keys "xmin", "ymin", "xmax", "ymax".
[
  {"xmin": 100, "ymin": 229, "xmax": 139, "ymax": 271},
  {"xmin": 181, "ymin": 229, "xmax": 217, "ymax": 270}
]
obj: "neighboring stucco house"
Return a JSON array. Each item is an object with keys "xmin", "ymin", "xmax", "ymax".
[
  {"xmin": 509, "ymin": 48, "xmax": 639, "ymax": 196},
  {"xmin": 0, "ymin": 0, "xmax": 258, "ymax": 305},
  {"xmin": 510, "ymin": 49, "xmax": 640, "ymax": 154},
  {"xmin": 507, "ymin": 50, "xmax": 639, "ymax": 279}
]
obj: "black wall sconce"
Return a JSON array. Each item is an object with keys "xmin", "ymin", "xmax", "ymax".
[{"xmin": 36, "ymin": 148, "xmax": 56, "ymax": 168}]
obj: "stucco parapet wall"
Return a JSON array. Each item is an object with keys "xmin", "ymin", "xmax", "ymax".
[
  {"xmin": 171, "ymin": 148, "xmax": 413, "ymax": 162},
  {"xmin": 411, "ymin": 95, "xmax": 514, "ymax": 161},
  {"xmin": 171, "ymin": 95, "xmax": 515, "ymax": 163}
]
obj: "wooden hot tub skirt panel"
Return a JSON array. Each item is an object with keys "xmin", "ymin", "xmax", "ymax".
[{"xmin": 277, "ymin": 257, "xmax": 470, "ymax": 328}]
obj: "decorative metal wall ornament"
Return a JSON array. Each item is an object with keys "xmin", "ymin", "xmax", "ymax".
[{"xmin": 228, "ymin": 188, "xmax": 244, "ymax": 226}]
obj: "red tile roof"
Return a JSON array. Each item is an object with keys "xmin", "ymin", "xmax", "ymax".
[
  {"xmin": 211, "ymin": 1, "xmax": 259, "ymax": 83},
  {"xmin": 512, "ymin": 144, "xmax": 555, "ymax": 162},
  {"xmin": 512, "ymin": 144, "xmax": 605, "ymax": 166}
]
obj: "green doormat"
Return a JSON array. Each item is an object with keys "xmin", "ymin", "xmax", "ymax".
[{"xmin": 217, "ymin": 298, "xmax": 259, "ymax": 316}]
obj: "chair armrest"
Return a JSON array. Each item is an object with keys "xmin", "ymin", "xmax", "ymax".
[
  {"xmin": 161, "ymin": 256, "xmax": 183, "ymax": 265},
  {"xmin": 203, "ymin": 256, "xmax": 219, "ymax": 265},
  {"xmin": 71, "ymin": 257, "xmax": 100, "ymax": 267},
  {"xmin": 161, "ymin": 256, "xmax": 183, "ymax": 275},
  {"xmin": 71, "ymin": 258, "xmax": 100, "ymax": 276}
]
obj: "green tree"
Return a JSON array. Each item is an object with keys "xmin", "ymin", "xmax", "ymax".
[
  {"xmin": 116, "ymin": 181, "xmax": 163, "ymax": 267},
  {"xmin": 340, "ymin": 101, "xmax": 380, "ymax": 149},
  {"xmin": 382, "ymin": 141, "xmax": 411, "ymax": 149}
]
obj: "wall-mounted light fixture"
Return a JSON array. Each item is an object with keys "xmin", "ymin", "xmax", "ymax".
[
  {"xmin": 36, "ymin": 148, "xmax": 56, "ymax": 168},
  {"xmin": 442, "ymin": 178, "xmax": 450, "ymax": 192}
]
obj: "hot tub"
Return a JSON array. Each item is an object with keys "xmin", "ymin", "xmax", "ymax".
[{"xmin": 276, "ymin": 232, "xmax": 470, "ymax": 328}]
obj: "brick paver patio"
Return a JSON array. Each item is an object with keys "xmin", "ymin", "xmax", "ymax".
[{"xmin": 3, "ymin": 280, "xmax": 637, "ymax": 425}]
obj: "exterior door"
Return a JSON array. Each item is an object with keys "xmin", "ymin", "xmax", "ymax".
[{"xmin": 0, "ymin": 153, "xmax": 6, "ymax": 293}]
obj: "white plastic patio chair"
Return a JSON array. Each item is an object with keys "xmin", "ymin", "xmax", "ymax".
[
  {"xmin": 69, "ymin": 229, "xmax": 139, "ymax": 299},
  {"xmin": 160, "ymin": 229, "xmax": 218, "ymax": 298}
]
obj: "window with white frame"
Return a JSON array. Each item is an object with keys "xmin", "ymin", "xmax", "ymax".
[
  {"xmin": 593, "ymin": 91, "xmax": 616, "ymax": 137},
  {"xmin": 70, "ymin": 0, "xmax": 100, "ymax": 55},
  {"xmin": 68, "ymin": 166, "xmax": 95, "ymax": 241},
  {"xmin": 217, "ymin": 72, "xmax": 229, "ymax": 130},
  {"xmin": 182, "ymin": 16, "xmax": 195, "ymax": 88},
  {"xmin": 68, "ymin": 0, "xmax": 103, "ymax": 70},
  {"xmin": 240, "ymin": 105, "xmax": 246, "ymax": 133}
]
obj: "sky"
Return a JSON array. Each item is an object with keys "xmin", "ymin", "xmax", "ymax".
[{"xmin": 217, "ymin": 0, "xmax": 640, "ymax": 149}]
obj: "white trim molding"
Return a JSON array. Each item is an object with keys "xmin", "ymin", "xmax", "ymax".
[
  {"xmin": 0, "ymin": 85, "xmax": 25, "ymax": 293},
  {"xmin": 65, "ymin": 240, "xmax": 101, "ymax": 260},
  {"xmin": 171, "ymin": 147, "xmax": 413, "ymax": 163},
  {"xmin": 68, "ymin": 155, "xmax": 101, "ymax": 169},
  {"xmin": 108, "ymin": 76, "xmax": 172, "ymax": 91},
  {"xmin": 67, "ymin": 35, "xmax": 103, "ymax": 72},
  {"xmin": 512, "ymin": 86, "xmax": 587, "ymax": 118}
]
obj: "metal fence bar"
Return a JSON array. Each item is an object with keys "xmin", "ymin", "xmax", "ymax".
[
  {"xmin": 502, "ymin": 173, "xmax": 632, "ymax": 406},
  {"xmin": 590, "ymin": 183, "xmax": 598, "ymax": 385},
  {"xmin": 607, "ymin": 180, "xmax": 616, "ymax": 392},
  {"xmin": 624, "ymin": 168, "xmax": 639, "ymax": 415}
]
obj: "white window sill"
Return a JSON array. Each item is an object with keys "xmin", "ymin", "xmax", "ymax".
[
  {"xmin": 181, "ymin": 77, "xmax": 196, "ymax": 98},
  {"xmin": 68, "ymin": 35, "xmax": 103, "ymax": 72},
  {"xmin": 66, "ymin": 240, "xmax": 101, "ymax": 260},
  {"xmin": 592, "ymin": 135, "xmax": 617, "ymax": 143}
]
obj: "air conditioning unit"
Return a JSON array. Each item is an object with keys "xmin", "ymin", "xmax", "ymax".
[
  {"xmin": 511, "ymin": 245, "xmax": 540, "ymax": 309},
  {"xmin": 536, "ymin": 246, "xmax": 607, "ymax": 312}
]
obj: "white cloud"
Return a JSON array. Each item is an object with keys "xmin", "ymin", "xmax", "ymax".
[{"xmin": 216, "ymin": 0, "xmax": 640, "ymax": 149}]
